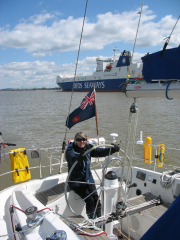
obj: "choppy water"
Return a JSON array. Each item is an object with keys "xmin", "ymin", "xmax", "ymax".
[{"xmin": 0, "ymin": 90, "xmax": 180, "ymax": 190}]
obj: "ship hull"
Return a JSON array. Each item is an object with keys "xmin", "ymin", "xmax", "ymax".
[{"xmin": 57, "ymin": 78, "xmax": 128, "ymax": 92}]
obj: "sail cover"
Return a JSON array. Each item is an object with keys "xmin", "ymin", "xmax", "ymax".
[{"xmin": 141, "ymin": 47, "xmax": 180, "ymax": 83}]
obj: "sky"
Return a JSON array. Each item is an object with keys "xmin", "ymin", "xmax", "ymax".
[{"xmin": 0, "ymin": 0, "xmax": 180, "ymax": 89}]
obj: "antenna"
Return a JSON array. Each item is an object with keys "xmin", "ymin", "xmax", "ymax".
[{"xmin": 113, "ymin": 47, "xmax": 119, "ymax": 62}]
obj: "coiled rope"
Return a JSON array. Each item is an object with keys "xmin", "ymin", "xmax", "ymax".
[{"xmin": 160, "ymin": 170, "xmax": 180, "ymax": 189}]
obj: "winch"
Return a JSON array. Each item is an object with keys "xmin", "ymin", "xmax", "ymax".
[
  {"xmin": 45, "ymin": 230, "xmax": 67, "ymax": 240},
  {"xmin": 25, "ymin": 206, "xmax": 43, "ymax": 228}
]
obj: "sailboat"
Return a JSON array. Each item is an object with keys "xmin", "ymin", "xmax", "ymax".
[
  {"xmin": 0, "ymin": 51, "xmax": 180, "ymax": 239},
  {"xmin": 1, "ymin": 2, "xmax": 180, "ymax": 240},
  {"xmin": 124, "ymin": 46, "xmax": 180, "ymax": 99}
]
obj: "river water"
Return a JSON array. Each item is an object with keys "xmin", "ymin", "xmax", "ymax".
[{"xmin": 0, "ymin": 90, "xmax": 180, "ymax": 190}]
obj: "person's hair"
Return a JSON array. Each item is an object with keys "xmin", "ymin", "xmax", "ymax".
[{"xmin": 74, "ymin": 132, "xmax": 87, "ymax": 145}]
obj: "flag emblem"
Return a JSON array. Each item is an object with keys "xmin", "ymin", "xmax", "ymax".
[
  {"xmin": 66, "ymin": 90, "xmax": 96, "ymax": 129},
  {"xmin": 80, "ymin": 91, "xmax": 95, "ymax": 110},
  {"xmin": 72, "ymin": 116, "xmax": 80, "ymax": 122}
]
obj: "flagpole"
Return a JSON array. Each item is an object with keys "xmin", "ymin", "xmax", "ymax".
[{"xmin": 93, "ymin": 87, "xmax": 99, "ymax": 143}]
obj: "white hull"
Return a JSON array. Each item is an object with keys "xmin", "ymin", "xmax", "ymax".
[
  {"xmin": 0, "ymin": 161, "xmax": 179, "ymax": 240},
  {"xmin": 125, "ymin": 81, "xmax": 180, "ymax": 99}
]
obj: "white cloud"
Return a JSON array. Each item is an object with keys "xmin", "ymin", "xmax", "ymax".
[
  {"xmin": 0, "ymin": 59, "xmax": 87, "ymax": 88},
  {"xmin": 38, "ymin": 1, "xmax": 44, "ymax": 6},
  {"xmin": 0, "ymin": 6, "xmax": 179, "ymax": 57},
  {"xmin": 0, "ymin": 5, "xmax": 179, "ymax": 89},
  {"xmin": 0, "ymin": 51, "xmax": 147, "ymax": 89},
  {"xmin": 0, "ymin": 61, "xmax": 57, "ymax": 88},
  {"xmin": 28, "ymin": 13, "xmax": 55, "ymax": 25}
]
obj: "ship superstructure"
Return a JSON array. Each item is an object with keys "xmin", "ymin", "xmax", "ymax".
[{"xmin": 56, "ymin": 49, "xmax": 143, "ymax": 92}]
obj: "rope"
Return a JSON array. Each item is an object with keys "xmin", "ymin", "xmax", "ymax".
[
  {"xmin": 117, "ymin": 100, "xmax": 139, "ymax": 203},
  {"xmin": 117, "ymin": 108, "xmax": 133, "ymax": 200},
  {"xmin": 64, "ymin": 0, "xmax": 89, "ymax": 142},
  {"xmin": 127, "ymin": 101, "xmax": 139, "ymax": 239},
  {"xmin": 116, "ymin": 98, "xmax": 139, "ymax": 239},
  {"xmin": 55, "ymin": 211, "xmax": 107, "ymax": 237},
  {"xmin": 114, "ymin": 223, "xmax": 130, "ymax": 240},
  {"xmin": 78, "ymin": 219, "xmax": 101, "ymax": 231},
  {"xmin": 160, "ymin": 170, "xmax": 180, "ymax": 188},
  {"xmin": 163, "ymin": 81, "xmax": 173, "ymax": 100},
  {"xmin": 125, "ymin": 106, "xmax": 139, "ymax": 202},
  {"xmin": 0, "ymin": 207, "xmax": 106, "ymax": 238},
  {"xmin": 0, "ymin": 211, "xmax": 51, "ymax": 238}
]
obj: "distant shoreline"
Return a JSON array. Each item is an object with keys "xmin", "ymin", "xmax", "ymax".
[{"xmin": 0, "ymin": 87, "xmax": 61, "ymax": 91}]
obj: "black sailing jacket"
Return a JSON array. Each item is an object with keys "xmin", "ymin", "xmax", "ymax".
[{"xmin": 65, "ymin": 142, "xmax": 112, "ymax": 187}]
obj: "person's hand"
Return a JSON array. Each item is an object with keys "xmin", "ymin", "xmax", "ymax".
[
  {"xmin": 76, "ymin": 153, "xmax": 86, "ymax": 162},
  {"xmin": 111, "ymin": 143, "xmax": 120, "ymax": 154}
]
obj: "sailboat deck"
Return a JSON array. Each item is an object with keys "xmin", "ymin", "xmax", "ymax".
[
  {"xmin": 34, "ymin": 185, "xmax": 171, "ymax": 239},
  {"xmin": 34, "ymin": 182, "xmax": 70, "ymax": 205},
  {"xmin": 34, "ymin": 180, "xmax": 99, "ymax": 206},
  {"xmin": 61, "ymin": 215, "xmax": 110, "ymax": 240},
  {"xmin": 127, "ymin": 192, "xmax": 171, "ymax": 219},
  {"xmin": 61, "ymin": 215, "xmax": 135, "ymax": 240},
  {"xmin": 35, "ymin": 183, "xmax": 171, "ymax": 220}
]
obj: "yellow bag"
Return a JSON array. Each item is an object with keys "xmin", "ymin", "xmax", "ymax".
[{"xmin": 9, "ymin": 148, "xmax": 31, "ymax": 183}]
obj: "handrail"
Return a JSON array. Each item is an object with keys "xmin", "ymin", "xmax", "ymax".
[
  {"xmin": 0, "ymin": 162, "xmax": 68, "ymax": 178},
  {"xmin": 1, "ymin": 143, "xmax": 180, "ymax": 181},
  {"xmin": 0, "ymin": 143, "xmax": 111, "ymax": 180},
  {"xmin": 0, "ymin": 147, "xmax": 63, "ymax": 179}
]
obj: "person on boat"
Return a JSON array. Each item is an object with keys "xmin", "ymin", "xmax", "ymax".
[{"xmin": 65, "ymin": 132, "xmax": 120, "ymax": 219}]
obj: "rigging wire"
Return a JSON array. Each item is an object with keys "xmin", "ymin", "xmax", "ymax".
[
  {"xmin": 167, "ymin": 15, "xmax": 180, "ymax": 41},
  {"xmin": 160, "ymin": 15, "xmax": 180, "ymax": 55},
  {"xmin": 58, "ymin": 0, "xmax": 89, "ymax": 174},
  {"xmin": 64, "ymin": 0, "xmax": 89, "ymax": 142}
]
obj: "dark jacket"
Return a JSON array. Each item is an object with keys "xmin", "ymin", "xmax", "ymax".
[{"xmin": 65, "ymin": 142, "xmax": 112, "ymax": 187}]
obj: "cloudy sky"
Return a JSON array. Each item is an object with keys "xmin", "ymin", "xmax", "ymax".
[{"xmin": 0, "ymin": 0, "xmax": 179, "ymax": 89}]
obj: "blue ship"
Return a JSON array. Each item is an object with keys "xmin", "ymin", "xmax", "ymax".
[{"xmin": 56, "ymin": 49, "xmax": 143, "ymax": 92}]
